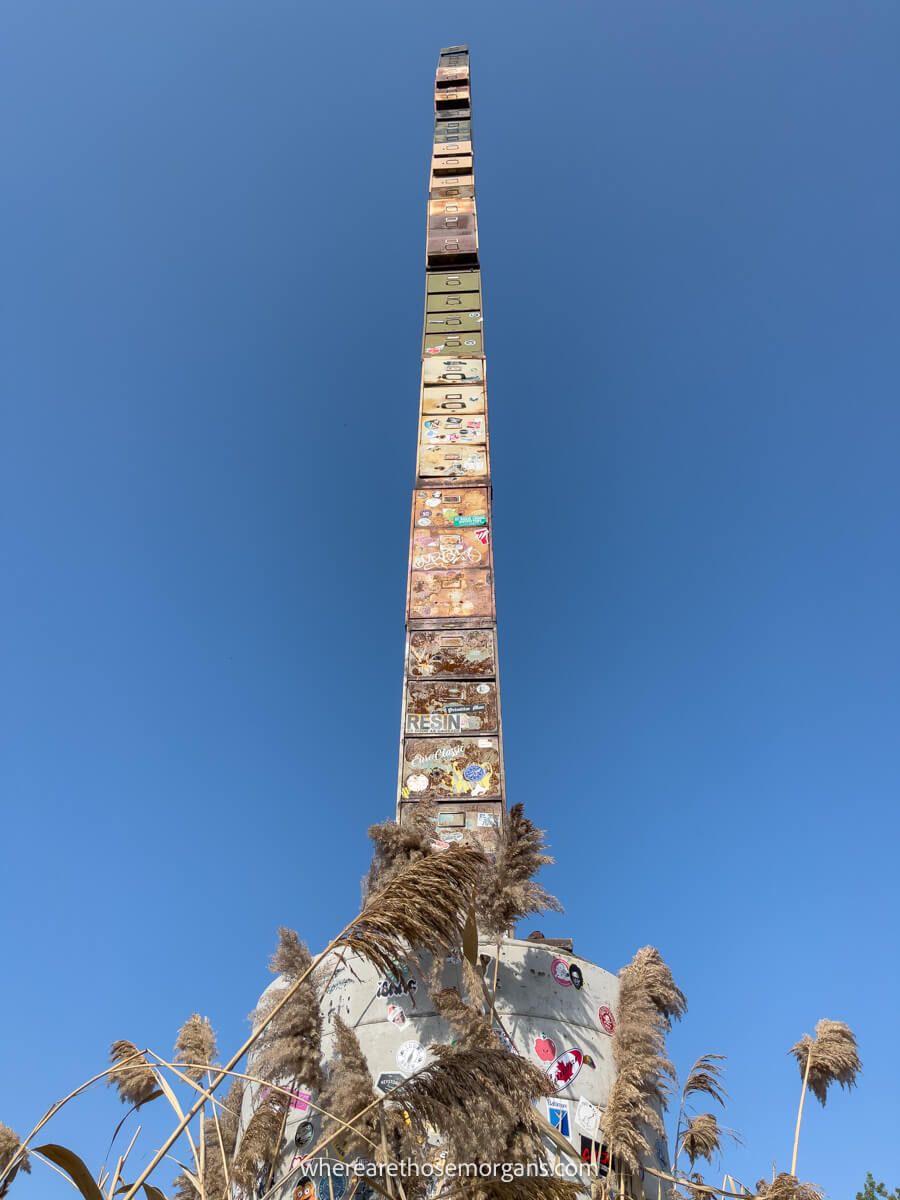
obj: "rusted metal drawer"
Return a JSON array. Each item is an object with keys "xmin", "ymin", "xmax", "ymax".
[
  {"xmin": 428, "ymin": 198, "xmax": 476, "ymax": 217},
  {"xmin": 426, "ymin": 235, "xmax": 478, "ymax": 267},
  {"xmin": 400, "ymin": 736, "xmax": 501, "ymax": 801},
  {"xmin": 426, "ymin": 270, "xmax": 481, "ymax": 294},
  {"xmin": 420, "ymin": 384, "xmax": 485, "ymax": 414},
  {"xmin": 399, "ymin": 802, "xmax": 502, "ymax": 852},
  {"xmin": 421, "ymin": 356, "xmax": 485, "ymax": 385},
  {"xmin": 427, "ymin": 213, "xmax": 476, "ymax": 233},
  {"xmin": 426, "ymin": 290, "xmax": 481, "ymax": 312},
  {"xmin": 408, "ymin": 567, "xmax": 493, "ymax": 620},
  {"xmin": 423, "ymin": 330, "xmax": 483, "ymax": 355},
  {"xmin": 419, "ymin": 411, "xmax": 487, "ymax": 445},
  {"xmin": 411, "ymin": 527, "xmax": 490, "ymax": 575},
  {"xmin": 435, "ymin": 122, "xmax": 472, "ymax": 137},
  {"xmin": 424, "ymin": 309, "xmax": 482, "ymax": 333},
  {"xmin": 406, "ymin": 629, "xmax": 497, "ymax": 679},
  {"xmin": 412, "ymin": 487, "xmax": 489, "ymax": 529},
  {"xmin": 433, "ymin": 107, "xmax": 470, "ymax": 121},
  {"xmin": 416, "ymin": 444, "xmax": 488, "ymax": 479},
  {"xmin": 405, "ymin": 680, "xmax": 498, "ymax": 735}
]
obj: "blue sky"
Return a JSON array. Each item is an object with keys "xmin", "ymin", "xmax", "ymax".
[{"xmin": 1, "ymin": 1, "xmax": 898, "ymax": 1195}]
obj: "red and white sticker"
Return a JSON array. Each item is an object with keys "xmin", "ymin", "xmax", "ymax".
[
  {"xmin": 551, "ymin": 957, "xmax": 572, "ymax": 986},
  {"xmin": 533, "ymin": 1034, "xmax": 557, "ymax": 1062},
  {"xmin": 546, "ymin": 1048, "xmax": 583, "ymax": 1092},
  {"xmin": 598, "ymin": 1006, "xmax": 616, "ymax": 1035}
]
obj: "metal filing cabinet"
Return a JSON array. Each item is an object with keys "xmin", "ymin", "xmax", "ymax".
[
  {"xmin": 433, "ymin": 108, "xmax": 471, "ymax": 121},
  {"xmin": 412, "ymin": 487, "xmax": 489, "ymax": 528},
  {"xmin": 424, "ymin": 310, "xmax": 483, "ymax": 333},
  {"xmin": 421, "ymin": 356, "xmax": 484, "ymax": 385},
  {"xmin": 416, "ymin": 444, "xmax": 489, "ymax": 480},
  {"xmin": 430, "ymin": 180, "xmax": 475, "ymax": 199},
  {"xmin": 436, "ymin": 68, "xmax": 470, "ymax": 85},
  {"xmin": 404, "ymin": 681, "xmax": 498, "ymax": 735},
  {"xmin": 411, "ymin": 526, "xmax": 491, "ymax": 572},
  {"xmin": 431, "ymin": 154, "xmax": 474, "ymax": 175},
  {"xmin": 406, "ymin": 628, "xmax": 497, "ymax": 680},
  {"xmin": 426, "ymin": 289, "xmax": 482, "ymax": 311},
  {"xmin": 435, "ymin": 88, "xmax": 470, "ymax": 109},
  {"xmin": 427, "ymin": 213, "xmax": 476, "ymax": 233},
  {"xmin": 428, "ymin": 198, "xmax": 476, "ymax": 217},
  {"xmin": 433, "ymin": 142, "xmax": 473, "ymax": 158},
  {"xmin": 422, "ymin": 330, "xmax": 483, "ymax": 355},
  {"xmin": 419, "ymin": 412, "xmax": 487, "ymax": 445},
  {"xmin": 407, "ymin": 568, "xmax": 494, "ymax": 622},
  {"xmin": 399, "ymin": 736, "xmax": 501, "ymax": 801},
  {"xmin": 426, "ymin": 234, "xmax": 478, "ymax": 267},
  {"xmin": 426, "ymin": 270, "xmax": 481, "ymax": 294},
  {"xmin": 420, "ymin": 384, "xmax": 485, "ymax": 414}
]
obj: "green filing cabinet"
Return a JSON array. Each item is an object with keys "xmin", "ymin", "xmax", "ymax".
[
  {"xmin": 426, "ymin": 270, "xmax": 481, "ymax": 295},
  {"xmin": 424, "ymin": 310, "xmax": 483, "ymax": 334},
  {"xmin": 426, "ymin": 290, "xmax": 482, "ymax": 312}
]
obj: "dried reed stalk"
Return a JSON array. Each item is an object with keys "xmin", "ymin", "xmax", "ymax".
[
  {"xmin": 788, "ymin": 1019, "xmax": 860, "ymax": 1175},
  {"xmin": 252, "ymin": 928, "xmax": 324, "ymax": 1092},
  {"xmin": 756, "ymin": 1174, "xmax": 824, "ymax": 1200},
  {"xmin": 364, "ymin": 804, "xmax": 439, "ymax": 899},
  {"xmin": 108, "ymin": 1041, "xmax": 160, "ymax": 1107},
  {"xmin": 318, "ymin": 1016, "xmax": 380, "ymax": 1157},
  {"xmin": 0, "ymin": 1126, "xmax": 30, "ymax": 1199},
  {"xmin": 175, "ymin": 1015, "xmax": 218, "ymax": 1082},
  {"xmin": 476, "ymin": 803, "xmax": 562, "ymax": 936}
]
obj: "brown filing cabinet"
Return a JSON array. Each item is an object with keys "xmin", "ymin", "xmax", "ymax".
[
  {"xmin": 399, "ymin": 736, "xmax": 501, "ymax": 801},
  {"xmin": 419, "ymin": 384, "xmax": 485, "ymax": 415},
  {"xmin": 419, "ymin": 411, "xmax": 487, "ymax": 445},
  {"xmin": 421, "ymin": 356, "xmax": 485, "ymax": 386},
  {"xmin": 428, "ymin": 198, "xmax": 476, "ymax": 217},
  {"xmin": 436, "ymin": 67, "xmax": 470, "ymax": 85},
  {"xmin": 406, "ymin": 628, "xmax": 497, "ymax": 680},
  {"xmin": 404, "ymin": 680, "xmax": 498, "ymax": 735},
  {"xmin": 411, "ymin": 487, "xmax": 489, "ymax": 529},
  {"xmin": 416, "ymin": 443, "xmax": 489, "ymax": 481},
  {"xmin": 427, "ymin": 212, "xmax": 476, "ymax": 233}
]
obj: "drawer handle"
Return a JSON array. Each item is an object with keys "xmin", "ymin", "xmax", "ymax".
[
  {"xmin": 444, "ymin": 216, "xmax": 460, "ymax": 227},
  {"xmin": 445, "ymin": 298, "xmax": 462, "ymax": 305}
]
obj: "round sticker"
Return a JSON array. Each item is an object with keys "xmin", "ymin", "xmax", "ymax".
[
  {"xmin": 598, "ymin": 1006, "xmax": 616, "ymax": 1035},
  {"xmin": 569, "ymin": 964, "xmax": 584, "ymax": 990},
  {"xmin": 425, "ymin": 498, "xmax": 441, "ymax": 507},
  {"xmin": 463, "ymin": 763, "xmax": 485, "ymax": 783},
  {"xmin": 475, "ymin": 683, "xmax": 490, "ymax": 694},
  {"xmin": 551, "ymin": 957, "xmax": 572, "ymax": 986},
  {"xmin": 417, "ymin": 517, "xmax": 432, "ymax": 526},
  {"xmin": 545, "ymin": 1048, "xmax": 583, "ymax": 1092},
  {"xmin": 294, "ymin": 1120, "xmax": 315, "ymax": 1148},
  {"xmin": 406, "ymin": 774, "xmax": 429, "ymax": 793},
  {"xmin": 397, "ymin": 1040, "xmax": 427, "ymax": 1074}
]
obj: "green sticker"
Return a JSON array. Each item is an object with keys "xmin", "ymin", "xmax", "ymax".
[{"xmin": 453, "ymin": 515, "xmax": 487, "ymax": 527}]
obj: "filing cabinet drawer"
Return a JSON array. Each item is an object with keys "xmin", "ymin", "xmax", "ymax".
[
  {"xmin": 426, "ymin": 270, "xmax": 481, "ymax": 294},
  {"xmin": 431, "ymin": 154, "xmax": 474, "ymax": 175},
  {"xmin": 428, "ymin": 198, "xmax": 476, "ymax": 217},
  {"xmin": 436, "ymin": 67, "xmax": 470, "ymax": 84},
  {"xmin": 423, "ymin": 330, "xmax": 483, "ymax": 355},
  {"xmin": 433, "ymin": 141, "xmax": 473, "ymax": 157},
  {"xmin": 426, "ymin": 233, "xmax": 478, "ymax": 265},
  {"xmin": 406, "ymin": 628, "xmax": 497, "ymax": 680},
  {"xmin": 419, "ymin": 411, "xmax": 487, "ymax": 444},
  {"xmin": 426, "ymin": 289, "xmax": 482, "ymax": 312},
  {"xmin": 435, "ymin": 88, "xmax": 470, "ymax": 109},
  {"xmin": 417, "ymin": 444, "xmax": 489, "ymax": 479},
  {"xmin": 412, "ymin": 487, "xmax": 489, "ymax": 529},
  {"xmin": 428, "ymin": 212, "xmax": 476, "ymax": 233},
  {"xmin": 420, "ymin": 384, "xmax": 485, "ymax": 415},
  {"xmin": 424, "ymin": 310, "xmax": 482, "ymax": 334},
  {"xmin": 430, "ymin": 179, "xmax": 475, "ymax": 199},
  {"xmin": 421, "ymin": 356, "xmax": 485, "ymax": 386}
]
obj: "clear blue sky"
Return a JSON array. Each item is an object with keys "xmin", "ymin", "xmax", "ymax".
[{"xmin": 2, "ymin": 2, "xmax": 898, "ymax": 1195}]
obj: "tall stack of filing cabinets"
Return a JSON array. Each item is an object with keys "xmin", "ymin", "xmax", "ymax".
[{"xmin": 399, "ymin": 47, "xmax": 506, "ymax": 856}]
